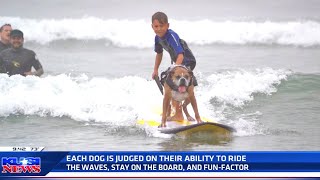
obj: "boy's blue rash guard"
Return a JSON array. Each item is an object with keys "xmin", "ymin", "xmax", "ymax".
[{"xmin": 154, "ymin": 29, "xmax": 196, "ymax": 65}]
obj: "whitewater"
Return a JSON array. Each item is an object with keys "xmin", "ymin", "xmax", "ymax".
[
  {"xmin": 2, "ymin": 16, "xmax": 320, "ymax": 47},
  {"xmin": 0, "ymin": 0, "xmax": 319, "ymax": 151},
  {"xmin": 0, "ymin": 68, "xmax": 291, "ymax": 137}
]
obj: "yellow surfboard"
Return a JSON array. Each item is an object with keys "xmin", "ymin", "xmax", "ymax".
[{"xmin": 137, "ymin": 117, "xmax": 235, "ymax": 136}]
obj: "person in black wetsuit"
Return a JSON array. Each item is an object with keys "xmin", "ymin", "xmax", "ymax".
[
  {"xmin": 0, "ymin": 29, "xmax": 44, "ymax": 76},
  {"xmin": 0, "ymin": 24, "xmax": 12, "ymax": 52}
]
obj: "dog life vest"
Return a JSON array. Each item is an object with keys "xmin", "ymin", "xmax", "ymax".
[{"xmin": 154, "ymin": 29, "xmax": 196, "ymax": 67}]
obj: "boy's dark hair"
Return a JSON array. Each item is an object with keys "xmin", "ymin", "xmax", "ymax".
[
  {"xmin": 152, "ymin": 12, "xmax": 168, "ymax": 24},
  {"xmin": 0, "ymin": 24, "xmax": 11, "ymax": 32}
]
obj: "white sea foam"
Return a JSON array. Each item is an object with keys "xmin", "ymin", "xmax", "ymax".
[
  {"xmin": 0, "ymin": 68, "xmax": 291, "ymax": 136},
  {"xmin": 201, "ymin": 68, "xmax": 291, "ymax": 107},
  {"xmin": 1, "ymin": 16, "xmax": 320, "ymax": 47},
  {"xmin": 195, "ymin": 68, "xmax": 292, "ymax": 136}
]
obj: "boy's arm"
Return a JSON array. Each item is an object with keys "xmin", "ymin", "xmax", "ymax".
[
  {"xmin": 152, "ymin": 52, "xmax": 163, "ymax": 79},
  {"xmin": 175, "ymin": 53, "xmax": 184, "ymax": 65}
]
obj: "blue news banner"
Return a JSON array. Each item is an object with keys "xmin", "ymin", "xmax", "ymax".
[{"xmin": 1, "ymin": 151, "xmax": 320, "ymax": 176}]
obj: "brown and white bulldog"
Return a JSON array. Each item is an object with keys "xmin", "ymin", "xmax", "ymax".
[{"xmin": 160, "ymin": 65, "xmax": 203, "ymax": 127}]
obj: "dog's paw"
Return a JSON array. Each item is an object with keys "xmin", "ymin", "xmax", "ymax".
[
  {"xmin": 196, "ymin": 118, "xmax": 204, "ymax": 124},
  {"xmin": 158, "ymin": 123, "xmax": 167, "ymax": 128},
  {"xmin": 186, "ymin": 116, "xmax": 196, "ymax": 122}
]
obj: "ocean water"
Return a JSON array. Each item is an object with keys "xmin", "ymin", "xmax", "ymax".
[{"xmin": 0, "ymin": 0, "xmax": 319, "ymax": 151}]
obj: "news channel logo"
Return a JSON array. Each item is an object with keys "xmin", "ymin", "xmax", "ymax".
[{"xmin": 1, "ymin": 157, "xmax": 41, "ymax": 173}]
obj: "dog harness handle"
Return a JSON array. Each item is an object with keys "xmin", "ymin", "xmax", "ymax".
[{"xmin": 154, "ymin": 76, "xmax": 164, "ymax": 95}]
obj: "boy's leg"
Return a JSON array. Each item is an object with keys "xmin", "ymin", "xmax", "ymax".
[
  {"xmin": 186, "ymin": 62, "xmax": 198, "ymax": 86},
  {"xmin": 193, "ymin": 75, "xmax": 198, "ymax": 86},
  {"xmin": 182, "ymin": 98, "xmax": 195, "ymax": 121},
  {"xmin": 170, "ymin": 99, "xmax": 184, "ymax": 121}
]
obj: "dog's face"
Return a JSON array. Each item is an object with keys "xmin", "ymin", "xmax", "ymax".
[{"xmin": 170, "ymin": 66, "xmax": 193, "ymax": 93}]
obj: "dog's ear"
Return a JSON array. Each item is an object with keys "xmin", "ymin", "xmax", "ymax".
[
  {"xmin": 188, "ymin": 71, "xmax": 194, "ymax": 86},
  {"xmin": 188, "ymin": 70, "xmax": 193, "ymax": 77},
  {"xmin": 169, "ymin": 70, "xmax": 175, "ymax": 78}
]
